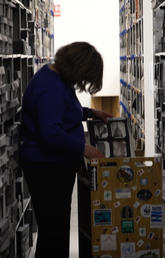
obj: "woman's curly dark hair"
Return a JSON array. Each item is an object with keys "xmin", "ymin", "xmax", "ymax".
[{"xmin": 54, "ymin": 42, "xmax": 103, "ymax": 95}]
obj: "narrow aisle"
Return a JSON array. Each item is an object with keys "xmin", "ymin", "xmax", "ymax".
[{"xmin": 70, "ymin": 176, "xmax": 79, "ymax": 258}]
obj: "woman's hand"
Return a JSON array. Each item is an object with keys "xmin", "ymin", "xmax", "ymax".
[
  {"xmin": 84, "ymin": 143, "xmax": 105, "ymax": 159},
  {"xmin": 91, "ymin": 109, "xmax": 113, "ymax": 123}
]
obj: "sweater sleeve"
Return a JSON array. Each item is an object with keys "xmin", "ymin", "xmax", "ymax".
[
  {"xmin": 36, "ymin": 84, "xmax": 85, "ymax": 157},
  {"xmin": 82, "ymin": 107, "xmax": 94, "ymax": 121}
]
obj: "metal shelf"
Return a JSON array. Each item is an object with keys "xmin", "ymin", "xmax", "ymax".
[
  {"xmin": 11, "ymin": 0, "xmax": 32, "ymax": 13},
  {"xmin": 0, "ymin": 1, "xmax": 55, "ymax": 257},
  {"xmin": 153, "ymin": 0, "xmax": 165, "ymax": 9},
  {"xmin": 155, "ymin": 52, "xmax": 165, "ymax": 56},
  {"xmin": 0, "ymin": 54, "xmax": 34, "ymax": 58}
]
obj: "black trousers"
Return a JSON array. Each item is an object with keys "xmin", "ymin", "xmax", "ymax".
[{"xmin": 21, "ymin": 162, "xmax": 81, "ymax": 258}]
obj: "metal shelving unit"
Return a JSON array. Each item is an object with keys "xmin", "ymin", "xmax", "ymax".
[
  {"xmin": 119, "ymin": 0, "xmax": 145, "ymax": 155},
  {"xmin": 119, "ymin": 0, "xmax": 156, "ymax": 157},
  {"xmin": 152, "ymin": 0, "xmax": 165, "ymax": 9},
  {"xmin": 0, "ymin": 0, "xmax": 54, "ymax": 257},
  {"xmin": 120, "ymin": 0, "xmax": 165, "ymax": 256}
]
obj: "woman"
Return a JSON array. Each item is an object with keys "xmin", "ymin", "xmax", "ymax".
[{"xmin": 19, "ymin": 41, "xmax": 112, "ymax": 257}]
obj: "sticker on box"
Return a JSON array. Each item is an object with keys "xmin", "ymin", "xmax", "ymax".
[
  {"xmin": 121, "ymin": 220, "xmax": 134, "ymax": 233},
  {"xmin": 100, "ymin": 234, "xmax": 117, "ymax": 251},
  {"xmin": 100, "ymin": 203, "xmax": 106, "ymax": 209},
  {"xmin": 137, "ymin": 169, "xmax": 144, "ymax": 176},
  {"xmin": 137, "ymin": 239, "xmax": 144, "ymax": 247},
  {"xmin": 154, "ymin": 189, "xmax": 161, "ymax": 197},
  {"xmin": 133, "ymin": 201, "xmax": 140, "ymax": 208},
  {"xmin": 136, "ymin": 249, "xmax": 160, "ymax": 258},
  {"xmin": 112, "ymin": 226, "xmax": 119, "ymax": 234},
  {"xmin": 94, "ymin": 209, "xmax": 112, "ymax": 226},
  {"xmin": 140, "ymin": 204, "xmax": 151, "ymax": 218},
  {"xmin": 123, "ymin": 158, "xmax": 130, "ymax": 163},
  {"xmin": 137, "ymin": 189, "xmax": 152, "ymax": 201},
  {"xmin": 117, "ymin": 166, "xmax": 134, "ymax": 184},
  {"xmin": 92, "ymin": 245, "xmax": 99, "ymax": 252},
  {"xmin": 120, "ymin": 242, "xmax": 135, "ymax": 258},
  {"xmin": 114, "ymin": 201, "xmax": 120, "ymax": 208},
  {"xmin": 115, "ymin": 188, "xmax": 131, "ymax": 199},
  {"xmin": 100, "ymin": 161, "xmax": 113, "ymax": 167},
  {"xmin": 132, "ymin": 185, "xmax": 137, "ymax": 191},
  {"xmin": 91, "ymin": 159, "xmax": 98, "ymax": 165},
  {"xmin": 154, "ymin": 157, "xmax": 161, "ymax": 163},
  {"xmin": 102, "ymin": 180, "xmax": 108, "ymax": 188},
  {"xmin": 91, "ymin": 166, "xmax": 97, "ymax": 191},
  {"xmin": 121, "ymin": 206, "xmax": 133, "ymax": 218},
  {"xmin": 93, "ymin": 200, "xmax": 100, "ymax": 206},
  {"xmin": 150, "ymin": 205, "xmax": 163, "ymax": 228},
  {"xmin": 102, "ymin": 170, "xmax": 110, "ymax": 177},
  {"xmin": 145, "ymin": 242, "xmax": 151, "ymax": 250},
  {"xmin": 104, "ymin": 191, "xmax": 112, "ymax": 201},
  {"xmin": 140, "ymin": 178, "xmax": 148, "ymax": 186},
  {"xmin": 135, "ymin": 216, "xmax": 141, "ymax": 224},
  {"xmin": 147, "ymin": 232, "xmax": 155, "ymax": 240},
  {"xmin": 139, "ymin": 227, "xmax": 146, "ymax": 237}
]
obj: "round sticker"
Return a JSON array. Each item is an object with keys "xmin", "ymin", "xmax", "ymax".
[
  {"xmin": 117, "ymin": 166, "xmax": 134, "ymax": 184},
  {"xmin": 137, "ymin": 189, "xmax": 152, "ymax": 201}
]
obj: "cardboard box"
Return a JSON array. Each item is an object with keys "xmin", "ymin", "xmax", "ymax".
[{"xmin": 90, "ymin": 156, "xmax": 163, "ymax": 258}]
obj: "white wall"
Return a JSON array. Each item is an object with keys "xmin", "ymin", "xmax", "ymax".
[{"xmin": 54, "ymin": 0, "xmax": 120, "ymax": 107}]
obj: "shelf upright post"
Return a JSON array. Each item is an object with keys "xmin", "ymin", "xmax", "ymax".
[{"xmin": 143, "ymin": 0, "xmax": 155, "ymax": 157}]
